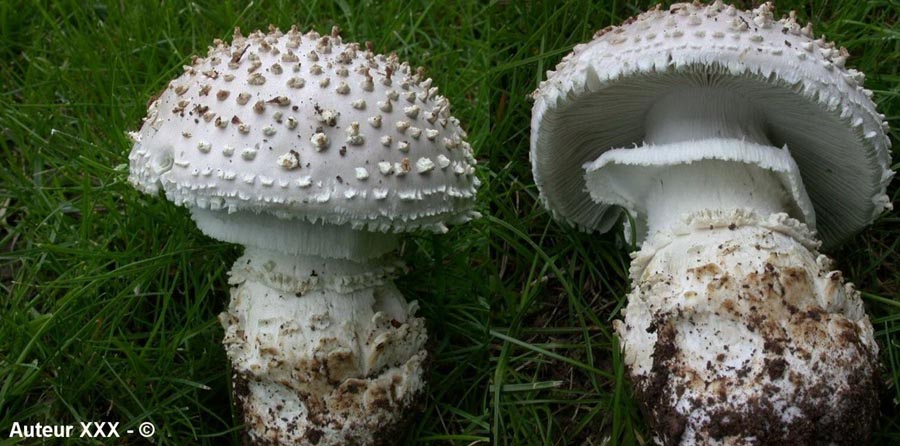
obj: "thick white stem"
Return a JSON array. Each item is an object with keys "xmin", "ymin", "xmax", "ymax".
[
  {"xmin": 219, "ymin": 244, "xmax": 427, "ymax": 446},
  {"xmin": 638, "ymin": 87, "xmax": 804, "ymax": 238},
  {"xmin": 191, "ymin": 208, "xmax": 400, "ymax": 261},
  {"xmin": 644, "ymin": 87, "xmax": 770, "ymax": 146},
  {"xmin": 583, "ymin": 138, "xmax": 815, "ymax": 243},
  {"xmin": 642, "ymin": 161, "xmax": 790, "ymax": 236}
]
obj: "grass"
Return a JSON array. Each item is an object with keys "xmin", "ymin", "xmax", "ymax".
[{"xmin": 0, "ymin": 0, "xmax": 896, "ymax": 445}]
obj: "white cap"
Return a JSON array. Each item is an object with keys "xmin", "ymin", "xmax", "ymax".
[
  {"xmin": 531, "ymin": 1, "xmax": 893, "ymax": 247},
  {"xmin": 129, "ymin": 26, "xmax": 479, "ymax": 234}
]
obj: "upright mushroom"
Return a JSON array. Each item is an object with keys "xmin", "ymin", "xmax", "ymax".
[
  {"xmin": 128, "ymin": 26, "xmax": 479, "ymax": 446},
  {"xmin": 530, "ymin": 2, "xmax": 892, "ymax": 445}
]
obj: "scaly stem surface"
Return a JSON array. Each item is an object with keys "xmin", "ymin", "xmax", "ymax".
[{"xmin": 219, "ymin": 242, "xmax": 427, "ymax": 446}]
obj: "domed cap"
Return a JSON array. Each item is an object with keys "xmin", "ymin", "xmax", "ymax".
[
  {"xmin": 530, "ymin": 1, "xmax": 893, "ymax": 247},
  {"xmin": 129, "ymin": 26, "xmax": 479, "ymax": 233}
]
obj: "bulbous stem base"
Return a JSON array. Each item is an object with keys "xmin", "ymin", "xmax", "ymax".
[
  {"xmin": 615, "ymin": 210, "xmax": 879, "ymax": 446},
  {"xmin": 219, "ymin": 247, "xmax": 427, "ymax": 446}
]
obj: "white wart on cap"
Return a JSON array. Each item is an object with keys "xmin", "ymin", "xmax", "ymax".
[
  {"xmin": 530, "ymin": 1, "xmax": 893, "ymax": 248},
  {"xmin": 129, "ymin": 26, "xmax": 479, "ymax": 236}
]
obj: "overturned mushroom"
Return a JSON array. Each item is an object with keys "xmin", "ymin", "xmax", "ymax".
[
  {"xmin": 128, "ymin": 25, "xmax": 479, "ymax": 446},
  {"xmin": 530, "ymin": 2, "xmax": 892, "ymax": 445}
]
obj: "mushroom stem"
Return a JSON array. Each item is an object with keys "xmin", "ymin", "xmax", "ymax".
[
  {"xmin": 638, "ymin": 86, "xmax": 802, "ymax": 238},
  {"xmin": 584, "ymin": 138, "xmax": 814, "ymax": 242},
  {"xmin": 191, "ymin": 208, "xmax": 400, "ymax": 261},
  {"xmin": 219, "ymin": 245, "xmax": 427, "ymax": 446},
  {"xmin": 640, "ymin": 159, "xmax": 790, "ymax": 236},
  {"xmin": 644, "ymin": 87, "xmax": 770, "ymax": 146}
]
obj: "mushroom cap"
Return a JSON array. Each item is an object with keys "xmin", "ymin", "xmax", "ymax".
[
  {"xmin": 129, "ymin": 26, "xmax": 479, "ymax": 233},
  {"xmin": 530, "ymin": 1, "xmax": 893, "ymax": 248}
]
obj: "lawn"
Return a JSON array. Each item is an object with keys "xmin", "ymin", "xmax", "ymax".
[{"xmin": 0, "ymin": 0, "xmax": 897, "ymax": 445}]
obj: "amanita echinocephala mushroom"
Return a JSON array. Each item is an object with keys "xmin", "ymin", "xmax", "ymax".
[
  {"xmin": 530, "ymin": 2, "xmax": 892, "ymax": 445},
  {"xmin": 128, "ymin": 26, "xmax": 479, "ymax": 446}
]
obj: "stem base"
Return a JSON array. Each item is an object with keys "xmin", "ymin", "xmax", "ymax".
[
  {"xmin": 615, "ymin": 210, "xmax": 878, "ymax": 446},
  {"xmin": 220, "ymin": 249, "xmax": 427, "ymax": 446}
]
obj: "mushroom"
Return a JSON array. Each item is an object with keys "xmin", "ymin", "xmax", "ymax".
[
  {"xmin": 530, "ymin": 2, "xmax": 892, "ymax": 445},
  {"xmin": 128, "ymin": 26, "xmax": 479, "ymax": 446}
]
